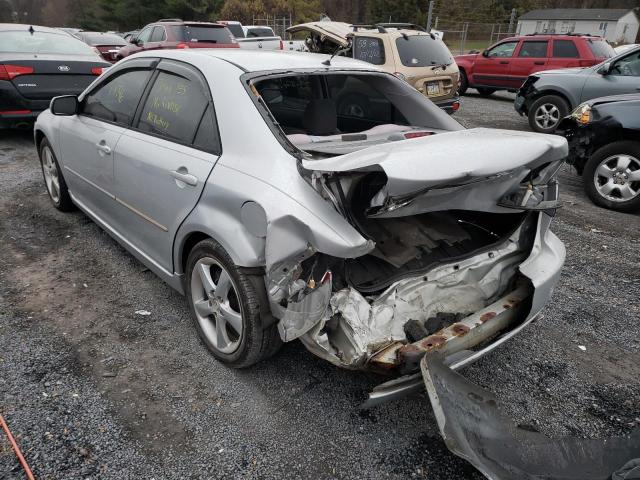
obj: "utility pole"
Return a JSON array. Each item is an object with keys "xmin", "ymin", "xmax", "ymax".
[
  {"xmin": 508, "ymin": 8, "xmax": 517, "ymax": 34},
  {"xmin": 426, "ymin": 0, "xmax": 434, "ymax": 32}
]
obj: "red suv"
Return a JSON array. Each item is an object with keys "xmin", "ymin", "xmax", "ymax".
[
  {"xmin": 117, "ymin": 20, "xmax": 238, "ymax": 59},
  {"xmin": 455, "ymin": 34, "xmax": 615, "ymax": 96}
]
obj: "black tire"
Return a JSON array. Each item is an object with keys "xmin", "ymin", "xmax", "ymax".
[
  {"xmin": 476, "ymin": 87, "xmax": 496, "ymax": 96},
  {"xmin": 582, "ymin": 141, "xmax": 640, "ymax": 213},
  {"xmin": 185, "ymin": 238, "xmax": 282, "ymax": 368},
  {"xmin": 527, "ymin": 94, "xmax": 569, "ymax": 133},
  {"xmin": 458, "ymin": 70, "xmax": 468, "ymax": 95},
  {"xmin": 38, "ymin": 137, "xmax": 75, "ymax": 212}
]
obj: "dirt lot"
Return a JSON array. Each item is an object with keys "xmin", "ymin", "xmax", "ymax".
[{"xmin": 1, "ymin": 92, "xmax": 639, "ymax": 479}]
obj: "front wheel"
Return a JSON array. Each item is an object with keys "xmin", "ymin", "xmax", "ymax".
[
  {"xmin": 528, "ymin": 95, "xmax": 569, "ymax": 133},
  {"xmin": 583, "ymin": 141, "xmax": 640, "ymax": 212},
  {"xmin": 185, "ymin": 238, "xmax": 281, "ymax": 368},
  {"xmin": 458, "ymin": 70, "xmax": 468, "ymax": 95}
]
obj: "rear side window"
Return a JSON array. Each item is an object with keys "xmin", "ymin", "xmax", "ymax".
[
  {"xmin": 82, "ymin": 69, "xmax": 151, "ymax": 125},
  {"xmin": 552, "ymin": 40, "xmax": 579, "ymax": 58},
  {"xmin": 353, "ymin": 37, "xmax": 385, "ymax": 65},
  {"xmin": 193, "ymin": 105, "xmax": 221, "ymax": 153},
  {"xmin": 171, "ymin": 25, "xmax": 234, "ymax": 44},
  {"xmin": 150, "ymin": 26, "xmax": 166, "ymax": 42},
  {"xmin": 518, "ymin": 41, "xmax": 548, "ymax": 57},
  {"xmin": 137, "ymin": 71, "xmax": 209, "ymax": 144},
  {"xmin": 588, "ymin": 39, "xmax": 615, "ymax": 58}
]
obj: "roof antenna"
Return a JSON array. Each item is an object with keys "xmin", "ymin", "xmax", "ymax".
[
  {"xmin": 28, "ymin": 25, "xmax": 35, "ymax": 35},
  {"xmin": 322, "ymin": 37, "xmax": 352, "ymax": 66}
]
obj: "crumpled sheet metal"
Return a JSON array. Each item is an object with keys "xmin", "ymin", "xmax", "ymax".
[
  {"xmin": 278, "ymin": 280, "xmax": 332, "ymax": 342},
  {"xmin": 421, "ymin": 353, "xmax": 640, "ymax": 480}
]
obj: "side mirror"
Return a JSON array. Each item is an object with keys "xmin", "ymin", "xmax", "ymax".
[
  {"xmin": 599, "ymin": 62, "xmax": 612, "ymax": 75},
  {"xmin": 50, "ymin": 95, "xmax": 79, "ymax": 116},
  {"xmin": 482, "ymin": 50, "xmax": 489, "ymax": 57}
]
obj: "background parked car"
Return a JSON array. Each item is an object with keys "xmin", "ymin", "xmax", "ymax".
[
  {"xmin": 117, "ymin": 20, "xmax": 238, "ymax": 59},
  {"xmin": 122, "ymin": 30, "xmax": 139, "ymax": 42},
  {"xmin": 515, "ymin": 46, "xmax": 640, "ymax": 133},
  {"xmin": 558, "ymin": 94, "xmax": 640, "ymax": 212},
  {"xmin": 456, "ymin": 33, "xmax": 615, "ymax": 96},
  {"xmin": 614, "ymin": 43, "xmax": 639, "ymax": 55},
  {"xmin": 76, "ymin": 31, "xmax": 128, "ymax": 63},
  {"xmin": 0, "ymin": 23, "xmax": 109, "ymax": 129},
  {"xmin": 218, "ymin": 21, "xmax": 283, "ymax": 50},
  {"xmin": 287, "ymin": 21, "xmax": 460, "ymax": 113}
]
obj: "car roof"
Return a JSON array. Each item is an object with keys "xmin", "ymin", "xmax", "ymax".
[
  {"xmin": 132, "ymin": 49, "xmax": 382, "ymax": 73},
  {"xmin": 501, "ymin": 33, "xmax": 603, "ymax": 42},
  {"xmin": 0, "ymin": 23, "xmax": 72, "ymax": 35}
]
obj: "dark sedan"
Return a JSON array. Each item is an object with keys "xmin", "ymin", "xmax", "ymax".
[
  {"xmin": 75, "ymin": 32, "xmax": 127, "ymax": 63},
  {"xmin": 0, "ymin": 24, "xmax": 110, "ymax": 129},
  {"xmin": 558, "ymin": 94, "xmax": 640, "ymax": 212}
]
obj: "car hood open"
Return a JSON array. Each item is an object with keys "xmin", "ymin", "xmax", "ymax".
[{"xmin": 287, "ymin": 21, "xmax": 351, "ymax": 47}]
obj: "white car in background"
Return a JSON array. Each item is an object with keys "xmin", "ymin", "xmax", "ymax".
[
  {"xmin": 218, "ymin": 21, "xmax": 282, "ymax": 50},
  {"xmin": 615, "ymin": 43, "xmax": 639, "ymax": 55}
]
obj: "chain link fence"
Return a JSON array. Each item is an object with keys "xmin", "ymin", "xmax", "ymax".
[{"xmin": 252, "ymin": 14, "xmax": 293, "ymax": 39}]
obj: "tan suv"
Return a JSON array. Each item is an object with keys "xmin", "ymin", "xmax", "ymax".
[{"xmin": 287, "ymin": 21, "xmax": 460, "ymax": 113}]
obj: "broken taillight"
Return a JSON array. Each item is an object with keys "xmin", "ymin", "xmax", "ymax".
[
  {"xmin": 91, "ymin": 67, "xmax": 104, "ymax": 76},
  {"xmin": 0, "ymin": 64, "xmax": 34, "ymax": 81}
]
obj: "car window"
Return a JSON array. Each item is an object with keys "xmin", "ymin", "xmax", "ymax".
[
  {"xmin": 0, "ymin": 30, "xmax": 95, "ymax": 55},
  {"xmin": 353, "ymin": 37, "xmax": 386, "ymax": 65},
  {"xmin": 136, "ymin": 27, "xmax": 153, "ymax": 44},
  {"xmin": 82, "ymin": 69, "xmax": 151, "ymax": 125},
  {"xmin": 518, "ymin": 41, "xmax": 548, "ymax": 58},
  {"xmin": 487, "ymin": 41, "xmax": 518, "ymax": 58},
  {"xmin": 611, "ymin": 50, "xmax": 640, "ymax": 76},
  {"xmin": 552, "ymin": 40, "xmax": 579, "ymax": 58},
  {"xmin": 246, "ymin": 27, "xmax": 274, "ymax": 38},
  {"xmin": 170, "ymin": 25, "xmax": 234, "ymax": 44},
  {"xmin": 150, "ymin": 26, "xmax": 166, "ymax": 43},
  {"xmin": 193, "ymin": 105, "xmax": 221, "ymax": 154},
  {"xmin": 394, "ymin": 35, "xmax": 452, "ymax": 67},
  {"xmin": 137, "ymin": 71, "xmax": 209, "ymax": 144}
]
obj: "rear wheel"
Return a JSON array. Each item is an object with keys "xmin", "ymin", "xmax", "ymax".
[
  {"xmin": 458, "ymin": 70, "xmax": 468, "ymax": 95},
  {"xmin": 39, "ymin": 138, "xmax": 74, "ymax": 212},
  {"xmin": 185, "ymin": 238, "xmax": 281, "ymax": 368},
  {"xmin": 476, "ymin": 87, "xmax": 496, "ymax": 96},
  {"xmin": 583, "ymin": 141, "xmax": 640, "ymax": 212},
  {"xmin": 528, "ymin": 95, "xmax": 569, "ymax": 133}
]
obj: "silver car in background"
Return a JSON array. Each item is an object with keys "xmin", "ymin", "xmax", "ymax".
[{"xmin": 34, "ymin": 50, "xmax": 565, "ymax": 396}]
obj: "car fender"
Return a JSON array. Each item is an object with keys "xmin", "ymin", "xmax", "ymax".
[{"xmin": 533, "ymin": 76, "xmax": 586, "ymax": 109}]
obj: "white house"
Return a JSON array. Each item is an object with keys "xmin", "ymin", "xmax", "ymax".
[{"xmin": 517, "ymin": 9, "xmax": 639, "ymax": 44}]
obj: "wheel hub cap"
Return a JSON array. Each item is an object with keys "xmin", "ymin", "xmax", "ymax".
[{"xmin": 594, "ymin": 154, "xmax": 640, "ymax": 202}]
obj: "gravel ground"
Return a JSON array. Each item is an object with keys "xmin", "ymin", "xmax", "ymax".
[{"xmin": 1, "ymin": 92, "xmax": 639, "ymax": 479}]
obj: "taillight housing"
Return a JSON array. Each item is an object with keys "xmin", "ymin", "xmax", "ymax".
[
  {"xmin": 176, "ymin": 43, "xmax": 189, "ymax": 49},
  {"xmin": 451, "ymin": 101, "xmax": 460, "ymax": 112},
  {"xmin": 0, "ymin": 64, "xmax": 34, "ymax": 81},
  {"xmin": 279, "ymin": 40, "xmax": 284, "ymax": 50},
  {"xmin": 404, "ymin": 131, "xmax": 434, "ymax": 139},
  {"xmin": 91, "ymin": 67, "xmax": 104, "ymax": 75}
]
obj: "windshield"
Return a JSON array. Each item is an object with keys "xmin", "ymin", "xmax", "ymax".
[
  {"xmin": 253, "ymin": 72, "xmax": 462, "ymax": 157},
  {"xmin": 0, "ymin": 30, "xmax": 95, "ymax": 55},
  {"xmin": 395, "ymin": 35, "xmax": 452, "ymax": 67},
  {"xmin": 80, "ymin": 33, "xmax": 127, "ymax": 46},
  {"xmin": 588, "ymin": 39, "xmax": 615, "ymax": 58},
  {"xmin": 171, "ymin": 25, "xmax": 234, "ymax": 44},
  {"xmin": 246, "ymin": 27, "xmax": 274, "ymax": 38},
  {"xmin": 224, "ymin": 23, "xmax": 245, "ymax": 38}
]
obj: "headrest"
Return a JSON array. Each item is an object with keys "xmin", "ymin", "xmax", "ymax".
[{"xmin": 303, "ymin": 99, "xmax": 337, "ymax": 136}]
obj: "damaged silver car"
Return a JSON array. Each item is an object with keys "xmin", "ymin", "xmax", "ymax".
[{"xmin": 36, "ymin": 50, "xmax": 565, "ymax": 403}]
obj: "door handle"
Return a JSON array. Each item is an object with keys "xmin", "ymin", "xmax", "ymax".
[
  {"xmin": 95, "ymin": 141, "xmax": 111, "ymax": 155},
  {"xmin": 170, "ymin": 169, "xmax": 198, "ymax": 187},
  {"xmin": 534, "ymin": 61, "xmax": 545, "ymax": 65},
  {"xmin": 499, "ymin": 61, "xmax": 509, "ymax": 64}
]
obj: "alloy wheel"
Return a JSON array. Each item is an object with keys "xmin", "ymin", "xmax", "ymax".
[
  {"xmin": 534, "ymin": 103, "xmax": 560, "ymax": 130},
  {"xmin": 593, "ymin": 154, "xmax": 640, "ymax": 203},
  {"xmin": 41, "ymin": 146, "xmax": 61, "ymax": 203}
]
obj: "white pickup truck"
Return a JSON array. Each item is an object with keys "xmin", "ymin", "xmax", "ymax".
[{"xmin": 219, "ymin": 21, "xmax": 282, "ymax": 50}]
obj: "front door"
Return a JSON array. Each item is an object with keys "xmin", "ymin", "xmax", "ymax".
[
  {"xmin": 111, "ymin": 60, "xmax": 220, "ymax": 272},
  {"xmin": 581, "ymin": 49, "xmax": 640, "ymax": 101},
  {"xmin": 59, "ymin": 67, "xmax": 153, "ymax": 223},
  {"xmin": 472, "ymin": 40, "xmax": 519, "ymax": 88}
]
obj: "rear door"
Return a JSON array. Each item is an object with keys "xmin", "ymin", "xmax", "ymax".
[
  {"xmin": 59, "ymin": 61, "xmax": 155, "ymax": 225},
  {"xmin": 111, "ymin": 59, "xmax": 220, "ymax": 272},
  {"xmin": 509, "ymin": 39, "xmax": 549, "ymax": 88},
  {"xmin": 581, "ymin": 49, "xmax": 640, "ymax": 101},
  {"xmin": 145, "ymin": 26, "xmax": 166, "ymax": 51},
  {"xmin": 471, "ymin": 40, "xmax": 519, "ymax": 88},
  {"xmin": 548, "ymin": 39, "xmax": 581, "ymax": 69}
]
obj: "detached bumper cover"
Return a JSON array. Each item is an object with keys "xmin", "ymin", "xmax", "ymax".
[{"xmin": 421, "ymin": 353, "xmax": 640, "ymax": 480}]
